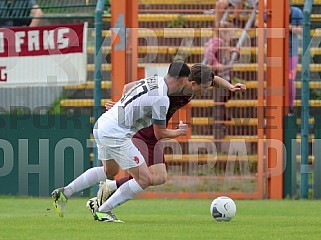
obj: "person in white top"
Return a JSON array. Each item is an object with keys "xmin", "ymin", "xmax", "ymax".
[
  {"xmin": 93, "ymin": 75, "xmax": 189, "ymax": 175},
  {"xmin": 96, "ymin": 75, "xmax": 180, "ymax": 141},
  {"xmin": 51, "ymin": 62, "xmax": 211, "ymax": 221}
]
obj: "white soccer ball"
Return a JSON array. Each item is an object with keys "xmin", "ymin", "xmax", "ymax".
[{"xmin": 210, "ymin": 196, "xmax": 236, "ymax": 222}]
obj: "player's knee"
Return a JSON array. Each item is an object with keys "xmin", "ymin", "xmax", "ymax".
[
  {"xmin": 106, "ymin": 168, "xmax": 119, "ymax": 178},
  {"xmin": 137, "ymin": 179, "xmax": 149, "ymax": 189},
  {"xmin": 103, "ymin": 165, "xmax": 119, "ymax": 178},
  {"xmin": 135, "ymin": 173, "xmax": 152, "ymax": 189},
  {"xmin": 148, "ymin": 174, "xmax": 154, "ymax": 186},
  {"xmin": 145, "ymin": 174, "xmax": 153, "ymax": 188},
  {"xmin": 160, "ymin": 171, "xmax": 167, "ymax": 184},
  {"xmin": 152, "ymin": 171, "xmax": 167, "ymax": 185}
]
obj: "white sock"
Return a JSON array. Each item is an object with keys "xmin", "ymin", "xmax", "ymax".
[
  {"xmin": 109, "ymin": 180, "xmax": 117, "ymax": 192},
  {"xmin": 98, "ymin": 179, "xmax": 143, "ymax": 212},
  {"xmin": 63, "ymin": 166, "xmax": 106, "ymax": 198}
]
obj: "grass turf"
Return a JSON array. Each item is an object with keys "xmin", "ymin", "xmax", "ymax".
[{"xmin": 0, "ymin": 197, "xmax": 320, "ymax": 240}]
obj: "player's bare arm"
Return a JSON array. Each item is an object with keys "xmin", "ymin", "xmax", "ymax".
[
  {"xmin": 105, "ymin": 81, "xmax": 139, "ymax": 110},
  {"xmin": 153, "ymin": 123, "xmax": 188, "ymax": 140},
  {"xmin": 212, "ymin": 76, "xmax": 246, "ymax": 92},
  {"xmin": 122, "ymin": 81, "xmax": 138, "ymax": 95}
]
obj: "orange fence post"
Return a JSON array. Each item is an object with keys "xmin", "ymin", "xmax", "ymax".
[
  {"xmin": 266, "ymin": 0, "xmax": 287, "ymax": 199},
  {"xmin": 126, "ymin": 0, "xmax": 138, "ymax": 83},
  {"xmin": 283, "ymin": 1, "xmax": 290, "ymax": 114},
  {"xmin": 111, "ymin": 0, "xmax": 138, "ymax": 97},
  {"xmin": 111, "ymin": 0, "xmax": 127, "ymax": 101},
  {"xmin": 137, "ymin": 66, "xmax": 145, "ymax": 79},
  {"xmin": 257, "ymin": 0, "xmax": 265, "ymax": 198}
]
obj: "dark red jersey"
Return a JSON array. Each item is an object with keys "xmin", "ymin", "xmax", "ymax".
[{"xmin": 132, "ymin": 94, "xmax": 193, "ymax": 166}]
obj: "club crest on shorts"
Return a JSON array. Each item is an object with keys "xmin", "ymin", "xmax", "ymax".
[{"xmin": 133, "ymin": 156, "xmax": 140, "ymax": 164}]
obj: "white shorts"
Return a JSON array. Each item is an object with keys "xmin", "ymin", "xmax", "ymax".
[{"xmin": 93, "ymin": 129, "xmax": 145, "ymax": 170}]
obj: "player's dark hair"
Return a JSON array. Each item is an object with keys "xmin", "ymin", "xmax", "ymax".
[
  {"xmin": 188, "ymin": 64, "xmax": 214, "ymax": 85},
  {"xmin": 167, "ymin": 61, "xmax": 191, "ymax": 79}
]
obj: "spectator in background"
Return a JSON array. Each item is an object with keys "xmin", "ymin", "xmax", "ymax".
[
  {"xmin": 289, "ymin": 5, "xmax": 303, "ymax": 114},
  {"xmin": 204, "ymin": 36, "xmax": 235, "ymax": 76},
  {"xmin": 215, "ymin": 0, "xmax": 258, "ymax": 28},
  {"xmin": 0, "ymin": 0, "xmax": 43, "ymax": 28},
  {"xmin": 203, "ymin": 34, "xmax": 240, "ymax": 139},
  {"xmin": 204, "ymin": 27, "xmax": 240, "ymax": 81}
]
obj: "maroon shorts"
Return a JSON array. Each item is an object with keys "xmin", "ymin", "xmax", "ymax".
[
  {"xmin": 131, "ymin": 94, "xmax": 191, "ymax": 166},
  {"xmin": 132, "ymin": 126, "xmax": 165, "ymax": 166}
]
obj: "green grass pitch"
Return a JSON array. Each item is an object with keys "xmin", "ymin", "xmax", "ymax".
[{"xmin": 1, "ymin": 197, "xmax": 321, "ymax": 240}]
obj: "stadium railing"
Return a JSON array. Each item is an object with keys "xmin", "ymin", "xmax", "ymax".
[{"xmin": 67, "ymin": 0, "xmax": 321, "ymax": 198}]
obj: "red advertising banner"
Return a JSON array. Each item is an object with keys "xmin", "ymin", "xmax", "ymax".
[{"xmin": 0, "ymin": 23, "xmax": 87, "ymax": 86}]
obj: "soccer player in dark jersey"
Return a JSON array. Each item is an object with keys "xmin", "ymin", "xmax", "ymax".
[{"xmin": 86, "ymin": 63, "xmax": 246, "ymax": 214}]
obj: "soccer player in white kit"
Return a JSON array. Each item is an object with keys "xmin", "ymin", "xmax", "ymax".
[{"xmin": 51, "ymin": 62, "xmax": 215, "ymax": 222}]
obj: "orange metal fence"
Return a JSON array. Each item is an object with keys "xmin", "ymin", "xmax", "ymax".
[
  {"xmin": 136, "ymin": 2, "xmax": 265, "ymax": 199},
  {"xmin": 107, "ymin": 0, "xmax": 294, "ymax": 199}
]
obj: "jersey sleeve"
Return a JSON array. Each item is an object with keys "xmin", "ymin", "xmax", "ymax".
[{"xmin": 151, "ymin": 96, "xmax": 169, "ymax": 125}]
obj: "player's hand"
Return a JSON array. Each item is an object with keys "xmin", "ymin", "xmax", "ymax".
[
  {"xmin": 105, "ymin": 101, "xmax": 116, "ymax": 111},
  {"xmin": 177, "ymin": 120, "xmax": 188, "ymax": 130},
  {"xmin": 177, "ymin": 121, "xmax": 188, "ymax": 136},
  {"xmin": 177, "ymin": 128, "xmax": 188, "ymax": 136},
  {"xmin": 230, "ymin": 83, "xmax": 246, "ymax": 92}
]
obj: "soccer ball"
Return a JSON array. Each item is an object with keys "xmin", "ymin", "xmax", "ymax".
[{"xmin": 210, "ymin": 196, "xmax": 236, "ymax": 222}]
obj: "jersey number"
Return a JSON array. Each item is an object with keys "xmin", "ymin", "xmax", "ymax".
[{"xmin": 120, "ymin": 80, "xmax": 148, "ymax": 108}]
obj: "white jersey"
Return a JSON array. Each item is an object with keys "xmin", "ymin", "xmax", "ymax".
[{"xmin": 96, "ymin": 76, "xmax": 169, "ymax": 139}]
